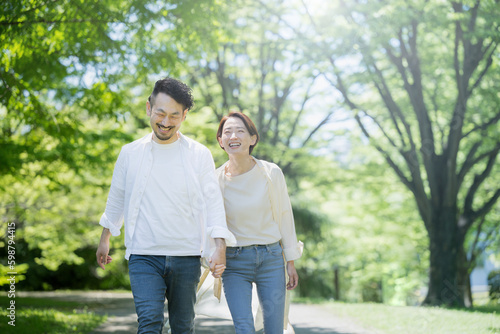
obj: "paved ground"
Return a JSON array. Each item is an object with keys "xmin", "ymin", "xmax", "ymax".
[{"xmin": 19, "ymin": 291, "xmax": 380, "ymax": 334}]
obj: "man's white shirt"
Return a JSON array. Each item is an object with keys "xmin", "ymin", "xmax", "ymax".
[{"xmin": 99, "ymin": 132, "xmax": 236, "ymax": 260}]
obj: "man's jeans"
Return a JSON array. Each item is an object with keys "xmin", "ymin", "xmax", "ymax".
[
  {"xmin": 128, "ymin": 255, "xmax": 201, "ymax": 334},
  {"xmin": 222, "ymin": 242, "xmax": 286, "ymax": 334}
]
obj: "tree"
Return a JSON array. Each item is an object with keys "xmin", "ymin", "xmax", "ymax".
[
  {"xmin": 183, "ymin": 1, "xmax": 336, "ymax": 174},
  {"xmin": 178, "ymin": 1, "xmax": 349, "ymax": 299},
  {"xmin": 283, "ymin": 0, "xmax": 500, "ymax": 307}
]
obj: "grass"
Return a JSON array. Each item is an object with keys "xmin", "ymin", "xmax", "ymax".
[
  {"xmin": 323, "ymin": 301, "xmax": 500, "ymax": 334},
  {"xmin": 0, "ymin": 295, "xmax": 106, "ymax": 334}
]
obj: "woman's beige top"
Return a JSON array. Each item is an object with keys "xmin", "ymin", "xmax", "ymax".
[
  {"xmin": 223, "ymin": 165, "xmax": 281, "ymax": 247},
  {"xmin": 217, "ymin": 158, "xmax": 303, "ymax": 261}
]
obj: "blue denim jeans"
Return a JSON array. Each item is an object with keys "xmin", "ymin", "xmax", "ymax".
[
  {"xmin": 222, "ymin": 242, "xmax": 286, "ymax": 334},
  {"xmin": 128, "ymin": 255, "xmax": 201, "ymax": 334}
]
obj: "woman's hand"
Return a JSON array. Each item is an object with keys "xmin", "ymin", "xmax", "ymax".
[
  {"xmin": 209, "ymin": 238, "xmax": 227, "ymax": 278},
  {"xmin": 286, "ymin": 260, "xmax": 298, "ymax": 290}
]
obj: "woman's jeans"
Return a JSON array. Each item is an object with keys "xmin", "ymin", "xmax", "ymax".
[
  {"xmin": 128, "ymin": 255, "xmax": 201, "ymax": 334},
  {"xmin": 222, "ymin": 242, "xmax": 286, "ymax": 334}
]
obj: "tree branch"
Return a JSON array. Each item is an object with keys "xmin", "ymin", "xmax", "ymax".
[
  {"xmin": 472, "ymin": 187, "xmax": 500, "ymax": 223},
  {"xmin": 286, "ymin": 75, "xmax": 318, "ymax": 147},
  {"xmin": 363, "ymin": 51, "xmax": 410, "ymax": 149},
  {"xmin": 466, "ymin": 215, "xmax": 499, "ymax": 272},
  {"xmin": 271, "ymin": 76, "xmax": 293, "ymax": 146},
  {"xmin": 385, "ymin": 26, "xmax": 439, "ymax": 203},
  {"xmin": 464, "ymin": 146, "xmax": 500, "ymax": 222},
  {"xmin": 457, "ymin": 141, "xmax": 482, "ymax": 189},
  {"xmin": 468, "ymin": 41, "xmax": 497, "ymax": 96},
  {"xmin": 355, "ymin": 113, "xmax": 413, "ymax": 189},
  {"xmin": 301, "ymin": 110, "xmax": 333, "ymax": 147},
  {"xmin": 363, "ymin": 113, "xmax": 399, "ymax": 149},
  {"xmin": 462, "ymin": 109, "xmax": 500, "ymax": 139},
  {"xmin": 466, "ymin": 215, "xmax": 487, "ymax": 268},
  {"xmin": 355, "ymin": 112, "xmax": 432, "ymax": 229}
]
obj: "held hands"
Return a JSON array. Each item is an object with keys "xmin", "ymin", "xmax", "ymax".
[
  {"xmin": 286, "ymin": 260, "xmax": 298, "ymax": 290},
  {"xmin": 209, "ymin": 249, "xmax": 226, "ymax": 278},
  {"xmin": 210, "ymin": 263, "xmax": 226, "ymax": 278},
  {"xmin": 209, "ymin": 239, "xmax": 227, "ymax": 278}
]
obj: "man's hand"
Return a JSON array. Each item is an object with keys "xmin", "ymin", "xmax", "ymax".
[
  {"xmin": 96, "ymin": 228, "xmax": 113, "ymax": 270},
  {"xmin": 209, "ymin": 238, "xmax": 226, "ymax": 278},
  {"xmin": 286, "ymin": 261, "xmax": 298, "ymax": 290}
]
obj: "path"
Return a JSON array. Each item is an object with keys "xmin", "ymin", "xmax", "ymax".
[{"xmin": 19, "ymin": 291, "xmax": 380, "ymax": 334}]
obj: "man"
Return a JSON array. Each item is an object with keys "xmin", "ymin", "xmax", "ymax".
[{"xmin": 96, "ymin": 77, "xmax": 236, "ymax": 333}]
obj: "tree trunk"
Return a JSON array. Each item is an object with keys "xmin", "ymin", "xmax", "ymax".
[
  {"xmin": 423, "ymin": 209, "xmax": 466, "ymax": 307},
  {"xmin": 457, "ymin": 244, "xmax": 473, "ymax": 308}
]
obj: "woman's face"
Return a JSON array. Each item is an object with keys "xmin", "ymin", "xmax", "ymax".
[{"xmin": 218, "ymin": 117, "xmax": 257, "ymax": 156}]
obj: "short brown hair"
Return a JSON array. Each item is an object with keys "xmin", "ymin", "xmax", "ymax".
[{"xmin": 217, "ymin": 111, "xmax": 260, "ymax": 154}]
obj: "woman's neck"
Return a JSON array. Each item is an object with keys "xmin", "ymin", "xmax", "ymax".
[{"xmin": 226, "ymin": 154, "xmax": 255, "ymax": 177}]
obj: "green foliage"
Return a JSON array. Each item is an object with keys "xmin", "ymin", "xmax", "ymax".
[
  {"xmin": 326, "ymin": 301, "xmax": 500, "ymax": 334},
  {"xmin": 0, "ymin": 263, "xmax": 28, "ymax": 286},
  {"xmin": 0, "ymin": 295, "xmax": 106, "ymax": 333},
  {"xmin": 488, "ymin": 269, "xmax": 500, "ymax": 302},
  {"xmin": 323, "ymin": 140, "xmax": 428, "ymax": 305}
]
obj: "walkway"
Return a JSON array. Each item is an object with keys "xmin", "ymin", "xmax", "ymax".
[{"xmin": 19, "ymin": 291, "xmax": 380, "ymax": 334}]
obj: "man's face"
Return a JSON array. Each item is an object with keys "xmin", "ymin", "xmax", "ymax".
[{"xmin": 147, "ymin": 93, "xmax": 187, "ymax": 144}]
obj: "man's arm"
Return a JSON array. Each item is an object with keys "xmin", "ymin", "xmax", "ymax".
[
  {"xmin": 199, "ymin": 148, "xmax": 236, "ymax": 245},
  {"xmin": 96, "ymin": 228, "xmax": 113, "ymax": 270},
  {"xmin": 209, "ymin": 238, "xmax": 226, "ymax": 278}
]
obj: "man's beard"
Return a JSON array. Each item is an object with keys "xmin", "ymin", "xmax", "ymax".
[{"xmin": 155, "ymin": 130, "xmax": 175, "ymax": 141}]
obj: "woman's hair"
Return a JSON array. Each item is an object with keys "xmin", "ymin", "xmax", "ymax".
[
  {"xmin": 217, "ymin": 111, "xmax": 260, "ymax": 154},
  {"xmin": 148, "ymin": 77, "xmax": 194, "ymax": 111}
]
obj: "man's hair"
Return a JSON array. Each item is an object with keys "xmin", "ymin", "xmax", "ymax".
[
  {"xmin": 216, "ymin": 111, "xmax": 260, "ymax": 154},
  {"xmin": 148, "ymin": 77, "xmax": 194, "ymax": 111}
]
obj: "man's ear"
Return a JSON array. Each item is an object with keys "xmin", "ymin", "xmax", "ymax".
[
  {"xmin": 146, "ymin": 100, "xmax": 152, "ymax": 117},
  {"xmin": 182, "ymin": 109, "xmax": 188, "ymax": 121}
]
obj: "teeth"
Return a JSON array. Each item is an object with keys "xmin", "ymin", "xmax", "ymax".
[{"xmin": 229, "ymin": 143, "xmax": 240, "ymax": 147}]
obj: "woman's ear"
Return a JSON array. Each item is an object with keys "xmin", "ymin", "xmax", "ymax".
[{"xmin": 217, "ymin": 136, "xmax": 224, "ymax": 149}]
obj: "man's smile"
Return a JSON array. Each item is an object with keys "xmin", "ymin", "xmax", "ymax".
[{"xmin": 158, "ymin": 124, "xmax": 174, "ymax": 131}]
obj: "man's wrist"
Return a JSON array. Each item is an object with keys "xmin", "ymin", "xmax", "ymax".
[{"xmin": 100, "ymin": 228, "xmax": 112, "ymax": 243}]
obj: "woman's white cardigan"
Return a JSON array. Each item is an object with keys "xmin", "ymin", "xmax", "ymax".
[{"xmin": 216, "ymin": 157, "xmax": 303, "ymax": 261}]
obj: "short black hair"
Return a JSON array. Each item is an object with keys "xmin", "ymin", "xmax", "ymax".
[{"xmin": 148, "ymin": 77, "xmax": 194, "ymax": 111}]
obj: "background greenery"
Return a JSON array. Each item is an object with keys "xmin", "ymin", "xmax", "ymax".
[{"xmin": 1, "ymin": 0, "xmax": 499, "ymax": 308}]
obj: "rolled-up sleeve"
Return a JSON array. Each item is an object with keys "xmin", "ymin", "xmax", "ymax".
[
  {"xmin": 276, "ymin": 170, "xmax": 303, "ymax": 261},
  {"xmin": 99, "ymin": 149, "xmax": 126, "ymax": 236}
]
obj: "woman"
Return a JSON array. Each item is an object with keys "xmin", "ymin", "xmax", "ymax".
[{"xmin": 216, "ymin": 111, "xmax": 302, "ymax": 333}]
